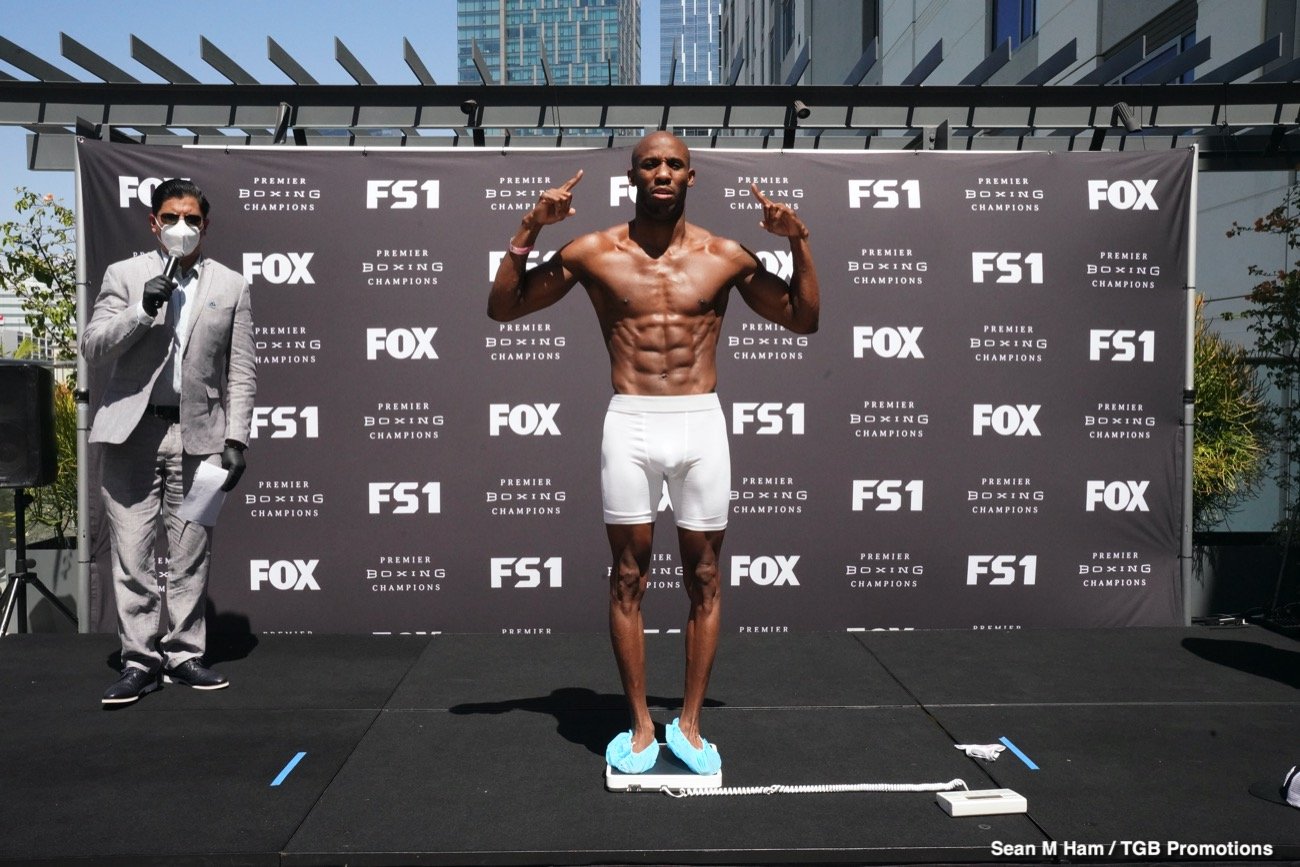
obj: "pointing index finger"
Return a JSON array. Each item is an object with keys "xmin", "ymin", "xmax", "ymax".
[
  {"xmin": 562, "ymin": 169, "xmax": 585, "ymax": 191},
  {"xmin": 750, "ymin": 183, "xmax": 773, "ymax": 206}
]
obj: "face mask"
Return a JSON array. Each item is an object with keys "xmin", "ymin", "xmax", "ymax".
[{"xmin": 158, "ymin": 220, "xmax": 201, "ymax": 258}]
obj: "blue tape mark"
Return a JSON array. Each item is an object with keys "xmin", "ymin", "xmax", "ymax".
[
  {"xmin": 270, "ymin": 751, "xmax": 307, "ymax": 787},
  {"xmin": 999, "ymin": 737, "xmax": 1039, "ymax": 770}
]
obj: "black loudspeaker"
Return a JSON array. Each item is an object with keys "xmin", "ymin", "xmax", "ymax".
[{"xmin": 0, "ymin": 360, "xmax": 58, "ymax": 488}]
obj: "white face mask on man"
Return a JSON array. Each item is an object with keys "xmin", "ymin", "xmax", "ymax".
[{"xmin": 159, "ymin": 220, "xmax": 201, "ymax": 258}]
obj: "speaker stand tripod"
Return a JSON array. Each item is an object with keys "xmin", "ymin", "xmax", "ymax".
[{"xmin": 1, "ymin": 488, "xmax": 78, "ymax": 635}]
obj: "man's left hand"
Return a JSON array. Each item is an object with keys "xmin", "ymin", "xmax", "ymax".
[
  {"xmin": 752, "ymin": 184, "xmax": 810, "ymax": 240},
  {"xmin": 220, "ymin": 444, "xmax": 246, "ymax": 492}
]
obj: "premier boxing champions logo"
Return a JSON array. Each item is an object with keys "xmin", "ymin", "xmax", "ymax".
[
  {"xmin": 968, "ymin": 476, "xmax": 1044, "ymax": 516},
  {"xmin": 963, "ymin": 176, "xmax": 1045, "ymax": 213},
  {"xmin": 846, "ymin": 248, "xmax": 929, "ymax": 288},
  {"xmin": 364, "ymin": 399, "xmax": 444, "ymax": 441},
  {"xmin": 485, "ymin": 176, "xmax": 553, "ymax": 212},
  {"xmin": 243, "ymin": 478, "xmax": 324, "ymax": 520},
  {"xmin": 845, "ymin": 551, "xmax": 924, "ymax": 589},
  {"xmin": 1085, "ymin": 399, "xmax": 1156, "ymax": 440},
  {"xmin": 969, "ymin": 323, "xmax": 1047, "ymax": 365},
  {"xmin": 254, "ymin": 324, "xmax": 321, "ymax": 366},
  {"xmin": 729, "ymin": 322, "xmax": 808, "ymax": 362},
  {"xmin": 239, "ymin": 175, "xmax": 323, "ymax": 213},
  {"xmin": 726, "ymin": 175, "xmax": 803, "ymax": 211},
  {"xmin": 849, "ymin": 399, "xmax": 929, "ymax": 439},
  {"xmin": 1086, "ymin": 249, "xmax": 1162, "ymax": 290},
  {"xmin": 366, "ymin": 554, "xmax": 444, "ymax": 594},
  {"xmin": 484, "ymin": 320, "xmax": 567, "ymax": 363},
  {"xmin": 731, "ymin": 475, "xmax": 807, "ymax": 516},
  {"xmin": 1078, "ymin": 550, "xmax": 1152, "ymax": 588},
  {"xmin": 361, "ymin": 248, "xmax": 444, "ymax": 288},
  {"xmin": 486, "ymin": 477, "xmax": 567, "ymax": 518}
]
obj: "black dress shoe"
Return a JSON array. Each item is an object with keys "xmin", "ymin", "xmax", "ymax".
[
  {"xmin": 102, "ymin": 667, "xmax": 159, "ymax": 706},
  {"xmin": 162, "ymin": 658, "xmax": 230, "ymax": 690}
]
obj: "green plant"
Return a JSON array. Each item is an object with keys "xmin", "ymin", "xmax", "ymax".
[
  {"xmin": 1192, "ymin": 296, "xmax": 1268, "ymax": 531},
  {"xmin": 0, "ymin": 188, "xmax": 77, "ymax": 366},
  {"xmin": 1226, "ymin": 182, "xmax": 1300, "ymax": 540},
  {"xmin": 1, "ymin": 189, "xmax": 78, "ymax": 544},
  {"xmin": 14, "ymin": 380, "xmax": 78, "ymax": 544}
]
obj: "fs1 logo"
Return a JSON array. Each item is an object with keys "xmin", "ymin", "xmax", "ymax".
[
  {"xmin": 242, "ymin": 253, "xmax": 315, "ymax": 285},
  {"xmin": 118, "ymin": 175, "xmax": 189, "ymax": 208},
  {"xmin": 490, "ymin": 556, "xmax": 562, "ymax": 588},
  {"xmin": 853, "ymin": 326, "xmax": 923, "ymax": 359},
  {"xmin": 250, "ymin": 406, "xmax": 319, "ymax": 439},
  {"xmin": 732, "ymin": 402, "xmax": 804, "ymax": 435},
  {"xmin": 1085, "ymin": 480, "xmax": 1150, "ymax": 512},
  {"xmin": 852, "ymin": 480, "xmax": 924, "ymax": 512},
  {"xmin": 731, "ymin": 555, "xmax": 800, "ymax": 586},
  {"xmin": 250, "ymin": 559, "xmax": 320, "ymax": 590},
  {"xmin": 365, "ymin": 180, "xmax": 440, "ymax": 209},
  {"xmin": 489, "ymin": 403, "xmax": 560, "ymax": 436},
  {"xmin": 966, "ymin": 555, "xmax": 1037, "ymax": 586},
  {"xmin": 1089, "ymin": 330, "xmax": 1155, "ymax": 362},
  {"xmin": 972, "ymin": 252, "xmax": 1044, "ymax": 284},
  {"xmin": 487, "ymin": 249, "xmax": 555, "ymax": 278},
  {"xmin": 368, "ymin": 482, "xmax": 441, "ymax": 514},
  {"xmin": 848, "ymin": 179, "xmax": 921, "ymax": 209},
  {"xmin": 973, "ymin": 404, "xmax": 1041, "ymax": 436},
  {"xmin": 366, "ymin": 327, "xmax": 437, "ymax": 360},
  {"xmin": 1087, "ymin": 179, "xmax": 1158, "ymax": 211},
  {"xmin": 610, "ymin": 176, "xmax": 637, "ymax": 206}
]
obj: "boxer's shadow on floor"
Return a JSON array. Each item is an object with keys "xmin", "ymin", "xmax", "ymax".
[
  {"xmin": 449, "ymin": 688, "xmax": 725, "ymax": 757},
  {"xmin": 1181, "ymin": 637, "xmax": 1300, "ymax": 690}
]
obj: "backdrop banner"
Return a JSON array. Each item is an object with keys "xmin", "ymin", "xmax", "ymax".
[{"xmin": 77, "ymin": 140, "xmax": 1193, "ymax": 635}]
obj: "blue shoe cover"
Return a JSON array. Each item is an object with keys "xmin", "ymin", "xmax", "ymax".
[
  {"xmin": 605, "ymin": 730, "xmax": 659, "ymax": 773},
  {"xmin": 666, "ymin": 718, "xmax": 721, "ymax": 774}
]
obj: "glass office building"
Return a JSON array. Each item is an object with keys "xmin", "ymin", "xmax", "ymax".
[
  {"xmin": 659, "ymin": 0, "xmax": 720, "ymax": 84},
  {"xmin": 458, "ymin": 0, "xmax": 641, "ymax": 85}
]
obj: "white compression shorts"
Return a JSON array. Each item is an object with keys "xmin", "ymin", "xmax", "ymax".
[{"xmin": 601, "ymin": 393, "xmax": 731, "ymax": 531}]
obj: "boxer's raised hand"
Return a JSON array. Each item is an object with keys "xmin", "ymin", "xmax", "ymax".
[
  {"xmin": 529, "ymin": 170, "xmax": 584, "ymax": 227},
  {"xmin": 752, "ymin": 183, "xmax": 809, "ymax": 240}
]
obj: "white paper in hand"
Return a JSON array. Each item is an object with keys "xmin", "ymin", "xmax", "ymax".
[{"xmin": 178, "ymin": 460, "xmax": 228, "ymax": 526}]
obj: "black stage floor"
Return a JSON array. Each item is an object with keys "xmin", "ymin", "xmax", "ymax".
[{"xmin": 1, "ymin": 626, "xmax": 1297, "ymax": 866}]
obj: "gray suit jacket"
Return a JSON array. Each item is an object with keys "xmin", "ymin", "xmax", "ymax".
[{"xmin": 82, "ymin": 251, "xmax": 256, "ymax": 454}]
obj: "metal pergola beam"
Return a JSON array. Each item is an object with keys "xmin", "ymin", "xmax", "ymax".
[{"xmin": 1, "ymin": 80, "xmax": 1296, "ymax": 171}]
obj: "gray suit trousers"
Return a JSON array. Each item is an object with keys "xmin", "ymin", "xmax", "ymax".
[{"xmin": 102, "ymin": 415, "xmax": 214, "ymax": 672}]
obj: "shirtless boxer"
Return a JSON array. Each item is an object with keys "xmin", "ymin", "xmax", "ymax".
[{"xmin": 487, "ymin": 131, "xmax": 819, "ymax": 774}]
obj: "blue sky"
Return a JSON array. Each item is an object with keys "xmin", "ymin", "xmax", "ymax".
[{"xmin": 1, "ymin": 0, "xmax": 662, "ymax": 205}]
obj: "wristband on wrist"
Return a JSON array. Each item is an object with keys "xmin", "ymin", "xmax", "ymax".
[{"xmin": 508, "ymin": 241, "xmax": 533, "ymax": 256}]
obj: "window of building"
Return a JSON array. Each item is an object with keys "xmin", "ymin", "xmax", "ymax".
[{"xmin": 992, "ymin": 0, "xmax": 1036, "ymax": 49}]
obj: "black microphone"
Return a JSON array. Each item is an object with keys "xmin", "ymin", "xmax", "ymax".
[{"xmin": 162, "ymin": 255, "xmax": 180, "ymax": 281}]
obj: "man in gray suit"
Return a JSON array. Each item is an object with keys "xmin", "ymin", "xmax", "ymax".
[{"xmin": 82, "ymin": 178, "xmax": 256, "ymax": 707}]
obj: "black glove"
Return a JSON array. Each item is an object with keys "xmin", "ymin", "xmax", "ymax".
[
  {"xmin": 220, "ymin": 442, "xmax": 247, "ymax": 492},
  {"xmin": 142, "ymin": 274, "xmax": 176, "ymax": 317}
]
